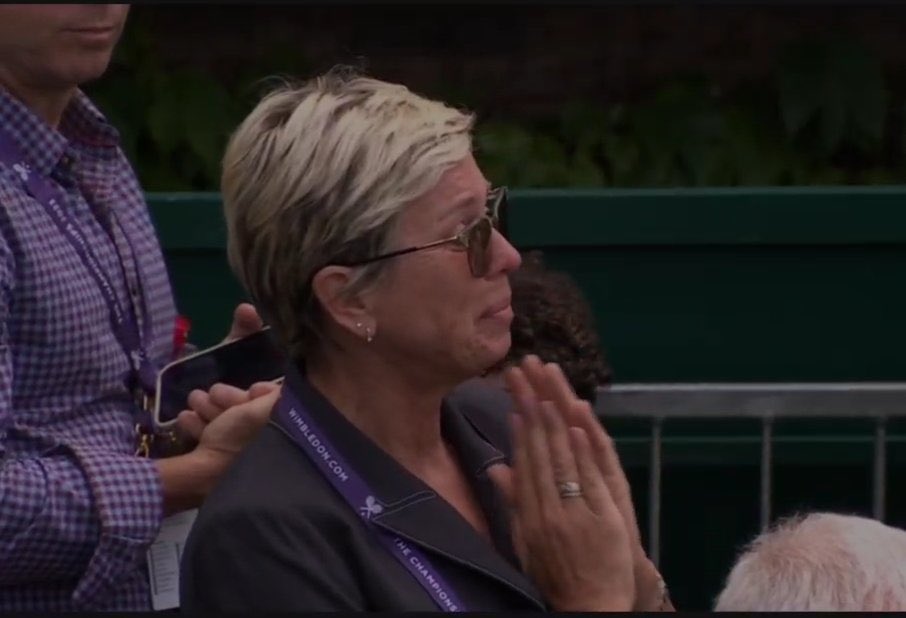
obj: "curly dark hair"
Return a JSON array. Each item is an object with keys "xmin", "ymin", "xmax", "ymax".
[{"xmin": 494, "ymin": 251, "xmax": 612, "ymax": 403}]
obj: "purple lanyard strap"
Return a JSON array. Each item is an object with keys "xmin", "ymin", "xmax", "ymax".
[
  {"xmin": 0, "ymin": 129, "xmax": 157, "ymax": 397},
  {"xmin": 274, "ymin": 389, "xmax": 467, "ymax": 612}
]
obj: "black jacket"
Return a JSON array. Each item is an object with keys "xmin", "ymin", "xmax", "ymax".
[{"xmin": 179, "ymin": 368, "xmax": 545, "ymax": 611}]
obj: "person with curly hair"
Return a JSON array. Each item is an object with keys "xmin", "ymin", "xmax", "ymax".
[
  {"xmin": 447, "ymin": 250, "xmax": 613, "ymax": 455},
  {"xmin": 488, "ymin": 250, "xmax": 613, "ymax": 404}
]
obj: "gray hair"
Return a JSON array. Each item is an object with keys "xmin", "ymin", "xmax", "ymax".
[
  {"xmin": 714, "ymin": 512, "xmax": 906, "ymax": 611},
  {"xmin": 221, "ymin": 67, "xmax": 475, "ymax": 359}
]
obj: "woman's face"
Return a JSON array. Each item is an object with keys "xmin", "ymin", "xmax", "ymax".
[{"xmin": 366, "ymin": 154, "xmax": 522, "ymax": 385}]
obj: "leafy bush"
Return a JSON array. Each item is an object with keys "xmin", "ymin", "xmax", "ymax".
[
  {"xmin": 85, "ymin": 16, "xmax": 309, "ymax": 191},
  {"xmin": 474, "ymin": 36, "xmax": 904, "ymax": 188},
  {"xmin": 84, "ymin": 22, "xmax": 906, "ymax": 190}
]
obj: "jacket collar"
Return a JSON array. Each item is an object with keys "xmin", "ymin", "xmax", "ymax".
[{"xmin": 277, "ymin": 363, "xmax": 545, "ymax": 609}]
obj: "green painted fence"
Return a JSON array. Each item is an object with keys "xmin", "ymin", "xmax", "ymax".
[
  {"xmin": 150, "ymin": 186, "xmax": 906, "ymax": 384},
  {"xmin": 148, "ymin": 187, "xmax": 906, "ymax": 609}
]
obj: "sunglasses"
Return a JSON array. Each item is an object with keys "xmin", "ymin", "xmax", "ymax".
[{"xmin": 340, "ymin": 186, "xmax": 508, "ymax": 278}]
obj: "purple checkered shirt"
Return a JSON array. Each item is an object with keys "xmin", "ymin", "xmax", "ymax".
[{"xmin": 0, "ymin": 88, "xmax": 175, "ymax": 611}]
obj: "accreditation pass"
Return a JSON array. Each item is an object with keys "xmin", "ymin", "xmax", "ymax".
[{"xmin": 146, "ymin": 509, "xmax": 199, "ymax": 611}]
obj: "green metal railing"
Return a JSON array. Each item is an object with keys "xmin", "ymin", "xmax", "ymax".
[{"xmin": 598, "ymin": 383, "xmax": 906, "ymax": 561}]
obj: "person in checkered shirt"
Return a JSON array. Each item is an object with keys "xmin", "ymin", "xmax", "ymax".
[{"xmin": 0, "ymin": 5, "xmax": 280, "ymax": 611}]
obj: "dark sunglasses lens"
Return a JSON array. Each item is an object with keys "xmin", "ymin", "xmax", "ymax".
[{"xmin": 468, "ymin": 218, "xmax": 493, "ymax": 277}]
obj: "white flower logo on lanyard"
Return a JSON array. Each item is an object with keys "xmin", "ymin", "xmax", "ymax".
[
  {"xmin": 359, "ymin": 495, "xmax": 384, "ymax": 519},
  {"xmin": 12, "ymin": 162, "xmax": 30, "ymax": 182}
]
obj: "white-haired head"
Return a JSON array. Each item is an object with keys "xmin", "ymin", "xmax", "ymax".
[{"xmin": 715, "ymin": 512, "xmax": 906, "ymax": 611}]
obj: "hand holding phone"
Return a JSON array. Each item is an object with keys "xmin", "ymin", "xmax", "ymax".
[{"xmin": 153, "ymin": 327, "xmax": 286, "ymax": 430}]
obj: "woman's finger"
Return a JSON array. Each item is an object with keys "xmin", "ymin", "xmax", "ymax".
[
  {"xmin": 523, "ymin": 400, "xmax": 564, "ymax": 520},
  {"xmin": 186, "ymin": 388, "xmax": 224, "ymax": 423},
  {"xmin": 539, "ymin": 400, "xmax": 581, "ymax": 505},
  {"xmin": 503, "ymin": 365, "xmax": 540, "ymax": 418},
  {"xmin": 188, "ymin": 383, "xmax": 254, "ymax": 425},
  {"xmin": 569, "ymin": 400, "xmax": 643, "ymax": 547},
  {"xmin": 522, "ymin": 357, "xmax": 609, "ymax": 487},
  {"xmin": 223, "ymin": 302, "xmax": 263, "ymax": 343},
  {"xmin": 208, "ymin": 382, "xmax": 252, "ymax": 410},
  {"xmin": 523, "ymin": 356, "xmax": 593, "ymax": 433},
  {"xmin": 574, "ymin": 402, "xmax": 627, "ymax": 484},
  {"xmin": 520, "ymin": 355, "xmax": 558, "ymax": 402},
  {"xmin": 249, "ymin": 380, "xmax": 281, "ymax": 399},
  {"xmin": 532, "ymin": 361, "xmax": 619, "ymax": 494},
  {"xmin": 542, "ymin": 362, "xmax": 591, "ymax": 425},
  {"xmin": 569, "ymin": 426, "xmax": 618, "ymax": 519},
  {"xmin": 176, "ymin": 409, "xmax": 206, "ymax": 441}
]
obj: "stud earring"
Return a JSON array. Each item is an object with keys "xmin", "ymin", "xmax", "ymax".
[{"xmin": 355, "ymin": 321, "xmax": 374, "ymax": 343}]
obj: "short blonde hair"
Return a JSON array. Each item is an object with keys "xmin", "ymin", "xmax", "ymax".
[{"xmin": 221, "ymin": 67, "xmax": 475, "ymax": 360}]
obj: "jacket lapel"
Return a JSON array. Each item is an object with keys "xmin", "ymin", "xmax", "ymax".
[
  {"xmin": 371, "ymin": 403, "xmax": 543, "ymax": 608},
  {"xmin": 284, "ymin": 366, "xmax": 545, "ymax": 609}
]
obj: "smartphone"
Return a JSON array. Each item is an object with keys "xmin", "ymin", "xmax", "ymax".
[{"xmin": 152, "ymin": 327, "xmax": 287, "ymax": 429}]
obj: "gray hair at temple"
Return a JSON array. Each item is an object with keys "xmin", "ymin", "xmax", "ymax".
[
  {"xmin": 714, "ymin": 512, "xmax": 906, "ymax": 611},
  {"xmin": 220, "ymin": 67, "xmax": 474, "ymax": 360}
]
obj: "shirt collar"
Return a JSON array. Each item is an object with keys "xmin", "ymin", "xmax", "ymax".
[
  {"xmin": 0, "ymin": 87, "xmax": 120, "ymax": 177},
  {"xmin": 60, "ymin": 90, "xmax": 121, "ymax": 150}
]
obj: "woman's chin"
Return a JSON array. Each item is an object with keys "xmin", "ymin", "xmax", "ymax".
[
  {"xmin": 479, "ymin": 333, "xmax": 512, "ymax": 370},
  {"xmin": 450, "ymin": 332, "xmax": 512, "ymax": 382}
]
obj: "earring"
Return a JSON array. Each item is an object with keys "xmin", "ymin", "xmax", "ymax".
[{"xmin": 356, "ymin": 321, "xmax": 374, "ymax": 343}]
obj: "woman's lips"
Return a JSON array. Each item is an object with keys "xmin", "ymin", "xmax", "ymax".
[
  {"xmin": 64, "ymin": 26, "xmax": 117, "ymax": 45},
  {"xmin": 482, "ymin": 297, "xmax": 513, "ymax": 320}
]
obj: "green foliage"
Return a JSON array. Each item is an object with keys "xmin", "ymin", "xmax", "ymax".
[
  {"xmin": 476, "ymin": 36, "xmax": 904, "ymax": 188},
  {"xmin": 84, "ymin": 13, "xmax": 310, "ymax": 191},
  {"xmin": 778, "ymin": 37, "xmax": 887, "ymax": 156},
  {"xmin": 85, "ymin": 24, "xmax": 905, "ymax": 189}
]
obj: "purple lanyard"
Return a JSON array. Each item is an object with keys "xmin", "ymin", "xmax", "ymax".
[
  {"xmin": 273, "ymin": 388, "xmax": 467, "ymax": 612},
  {"xmin": 0, "ymin": 129, "xmax": 157, "ymax": 396}
]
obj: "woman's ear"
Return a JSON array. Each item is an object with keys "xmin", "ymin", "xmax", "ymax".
[{"xmin": 311, "ymin": 265, "xmax": 375, "ymax": 342}]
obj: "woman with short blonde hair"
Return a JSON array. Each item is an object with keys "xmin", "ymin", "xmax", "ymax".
[{"xmin": 181, "ymin": 67, "xmax": 670, "ymax": 613}]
